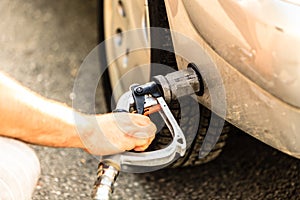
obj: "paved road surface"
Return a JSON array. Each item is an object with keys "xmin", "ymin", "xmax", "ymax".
[{"xmin": 0, "ymin": 0, "xmax": 299, "ymax": 199}]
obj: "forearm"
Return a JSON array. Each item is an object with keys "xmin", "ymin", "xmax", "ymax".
[
  {"xmin": 0, "ymin": 72, "xmax": 84, "ymax": 148},
  {"xmin": 0, "ymin": 72, "xmax": 156, "ymax": 155}
]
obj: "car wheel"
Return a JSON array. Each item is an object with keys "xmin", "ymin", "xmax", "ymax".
[{"xmin": 98, "ymin": 0, "xmax": 230, "ymax": 167}]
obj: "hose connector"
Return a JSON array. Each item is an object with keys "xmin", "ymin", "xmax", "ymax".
[
  {"xmin": 91, "ymin": 160, "xmax": 120, "ymax": 200},
  {"xmin": 152, "ymin": 64, "xmax": 204, "ymax": 103}
]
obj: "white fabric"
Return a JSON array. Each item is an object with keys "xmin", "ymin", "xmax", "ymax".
[{"xmin": 0, "ymin": 137, "xmax": 40, "ymax": 200}]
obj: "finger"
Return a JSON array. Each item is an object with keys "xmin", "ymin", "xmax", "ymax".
[
  {"xmin": 133, "ymin": 145, "xmax": 148, "ymax": 151},
  {"xmin": 129, "ymin": 122, "xmax": 157, "ymax": 139},
  {"xmin": 111, "ymin": 113, "xmax": 157, "ymax": 137},
  {"xmin": 129, "ymin": 114, "xmax": 152, "ymax": 126},
  {"xmin": 132, "ymin": 136, "xmax": 154, "ymax": 150},
  {"xmin": 133, "ymin": 140, "xmax": 153, "ymax": 151}
]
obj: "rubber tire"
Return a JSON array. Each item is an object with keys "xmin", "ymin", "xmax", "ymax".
[{"xmin": 98, "ymin": 0, "xmax": 230, "ymax": 167}]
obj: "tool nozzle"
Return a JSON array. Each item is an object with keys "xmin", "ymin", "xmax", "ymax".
[{"xmin": 152, "ymin": 64, "xmax": 204, "ymax": 103}]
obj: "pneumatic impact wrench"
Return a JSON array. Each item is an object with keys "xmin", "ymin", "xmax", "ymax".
[{"xmin": 91, "ymin": 66, "xmax": 203, "ymax": 200}]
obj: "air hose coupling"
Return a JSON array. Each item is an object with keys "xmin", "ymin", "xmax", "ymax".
[{"xmin": 91, "ymin": 160, "xmax": 120, "ymax": 200}]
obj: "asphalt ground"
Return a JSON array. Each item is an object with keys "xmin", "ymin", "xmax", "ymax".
[{"xmin": 0, "ymin": 0, "xmax": 299, "ymax": 199}]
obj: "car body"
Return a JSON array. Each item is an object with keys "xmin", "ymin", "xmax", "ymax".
[
  {"xmin": 103, "ymin": 0, "xmax": 300, "ymax": 159},
  {"xmin": 164, "ymin": 0, "xmax": 300, "ymax": 158}
]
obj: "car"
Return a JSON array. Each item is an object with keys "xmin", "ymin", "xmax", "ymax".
[{"xmin": 97, "ymin": 0, "xmax": 300, "ymax": 167}]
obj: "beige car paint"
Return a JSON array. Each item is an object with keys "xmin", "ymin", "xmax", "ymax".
[
  {"xmin": 182, "ymin": 0, "xmax": 300, "ymax": 108},
  {"xmin": 164, "ymin": 0, "xmax": 300, "ymax": 158}
]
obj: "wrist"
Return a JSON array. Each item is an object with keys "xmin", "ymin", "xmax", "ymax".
[{"xmin": 67, "ymin": 111, "xmax": 93, "ymax": 149}]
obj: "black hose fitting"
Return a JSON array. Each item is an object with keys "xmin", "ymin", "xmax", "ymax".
[{"xmin": 152, "ymin": 65, "xmax": 204, "ymax": 103}]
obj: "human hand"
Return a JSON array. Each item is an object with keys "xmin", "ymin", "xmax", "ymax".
[{"xmin": 78, "ymin": 112, "xmax": 156, "ymax": 155}]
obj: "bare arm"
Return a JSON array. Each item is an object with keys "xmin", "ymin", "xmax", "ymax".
[{"xmin": 0, "ymin": 72, "xmax": 156, "ymax": 155}]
